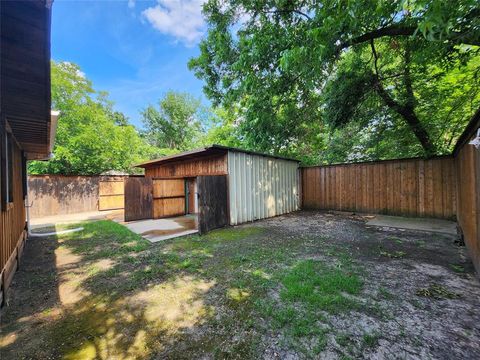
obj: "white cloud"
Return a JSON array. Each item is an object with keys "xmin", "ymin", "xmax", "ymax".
[
  {"xmin": 142, "ymin": 0, "xmax": 206, "ymax": 46},
  {"xmin": 127, "ymin": 0, "xmax": 135, "ymax": 9}
]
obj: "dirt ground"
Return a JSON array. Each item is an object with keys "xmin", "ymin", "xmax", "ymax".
[{"xmin": 1, "ymin": 211, "xmax": 479, "ymax": 359}]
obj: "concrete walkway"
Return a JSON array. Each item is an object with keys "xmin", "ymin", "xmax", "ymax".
[
  {"xmin": 366, "ymin": 215, "xmax": 457, "ymax": 235},
  {"xmin": 30, "ymin": 210, "xmax": 123, "ymax": 229},
  {"xmin": 124, "ymin": 215, "xmax": 198, "ymax": 243}
]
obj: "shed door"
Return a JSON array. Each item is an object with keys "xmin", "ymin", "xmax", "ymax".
[
  {"xmin": 153, "ymin": 179, "xmax": 186, "ymax": 218},
  {"xmin": 198, "ymin": 175, "xmax": 228, "ymax": 234},
  {"xmin": 124, "ymin": 177, "xmax": 153, "ymax": 221}
]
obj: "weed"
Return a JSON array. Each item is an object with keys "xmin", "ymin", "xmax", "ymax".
[
  {"xmin": 378, "ymin": 287, "xmax": 394, "ymax": 300},
  {"xmin": 449, "ymin": 264, "xmax": 465, "ymax": 273},
  {"xmin": 380, "ymin": 250, "xmax": 406, "ymax": 259},
  {"xmin": 416, "ymin": 284, "xmax": 461, "ymax": 299},
  {"xmin": 362, "ymin": 332, "xmax": 380, "ymax": 348}
]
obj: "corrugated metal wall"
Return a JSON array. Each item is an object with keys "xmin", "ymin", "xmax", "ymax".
[{"xmin": 227, "ymin": 151, "xmax": 300, "ymax": 225}]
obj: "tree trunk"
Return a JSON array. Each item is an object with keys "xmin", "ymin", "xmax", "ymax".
[{"xmin": 374, "ymin": 82, "xmax": 436, "ymax": 156}]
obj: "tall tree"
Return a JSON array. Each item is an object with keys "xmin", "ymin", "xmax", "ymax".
[
  {"xmin": 141, "ymin": 91, "xmax": 204, "ymax": 150},
  {"xmin": 29, "ymin": 61, "xmax": 155, "ymax": 175},
  {"xmin": 189, "ymin": 0, "xmax": 480, "ymax": 161}
]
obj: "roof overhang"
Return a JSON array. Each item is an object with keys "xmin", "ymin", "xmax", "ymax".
[{"xmin": 1, "ymin": 0, "xmax": 53, "ymax": 160}]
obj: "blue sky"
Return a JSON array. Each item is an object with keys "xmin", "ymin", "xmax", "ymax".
[{"xmin": 52, "ymin": 0, "xmax": 208, "ymax": 128}]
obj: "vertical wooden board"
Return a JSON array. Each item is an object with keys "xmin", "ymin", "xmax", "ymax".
[
  {"xmin": 407, "ymin": 161, "xmax": 415, "ymax": 216},
  {"xmin": 187, "ymin": 178, "xmax": 196, "ymax": 214},
  {"xmin": 339, "ymin": 166, "xmax": 345, "ymax": 210},
  {"xmin": 441, "ymin": 159, "xmax": 451, "ymax": 219},
  {"xmin": 376, "ymin": 164, "xmax": 384, "ymax": 213},
  {"xmin": 328, "ymin": 167, "xmax": 334, "ymax": 209},
  {"xmin": 432, "ymin": 159, "xmax": 444, "ymax": 218},
  {"xmin": 312, "ymin": 168, "xmax": 317, "ymax": 208},
  {"xmin": 302, "ymin": 169, "xmax": 309, "ymax": 208},
  {"xmin": 424, "ymin": 160, "xmax": 434, "ymax": 216},
  {"xmin": 374, "ymin": 164, "xmax": 381, "ymax": 212},
  {"xmin": 387, "ymin": 163, "xmax": 395, "ymax": 214},
  {"xmin": 124, "ymin": 177, "xmax": 153, "ymax": 222},
  {"xmin": 198, "ymin": 175, "xmax": 228, "ymax": 234},
  {"xmin": 417, "ymin": 160, "xmax": 425, "ymax": 216},
  {"xmin": 320, "ymin": 167, "xmax": 326, "ymax": 209}
]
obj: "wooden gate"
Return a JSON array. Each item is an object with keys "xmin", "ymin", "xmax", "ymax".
[
  {"xmin": 153, "ymin": 178, "xmax": 186, "ymax": 218},
  {"xmin": 98, "ymin": 179, "xmax": 124, "ymax": 211},
  {"xmin": 124, "ymin": 177, "xmax": 153, "ymax": 221},
  {"xmin": 198, "ymin": 175, "xmax": 229, "ymax": 234}
]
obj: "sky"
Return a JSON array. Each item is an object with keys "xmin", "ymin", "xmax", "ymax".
[{"xmin": 51, "ymin": 0, "xmax": 208, "ymax": 128}]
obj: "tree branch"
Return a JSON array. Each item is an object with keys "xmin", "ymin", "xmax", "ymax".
[{"xmin": 370, "ymin": 39, "xmax": 436, "ymax": 156}]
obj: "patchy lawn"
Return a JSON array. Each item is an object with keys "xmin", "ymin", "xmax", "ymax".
[{"xmin": 1, "ymin": 211, "xmax": 480, "ymax": 359}]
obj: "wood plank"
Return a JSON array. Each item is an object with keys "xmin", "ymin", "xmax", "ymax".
[
  {"xmin": 99, "ymin": 180, "xmax": 124, "ymax": 196},
  {"xmin": 98, "ymin": 195, "xmax": 124, "ymax": 211},
  {"xmin": 153, "ymin": 198, "xmax": 185, "ymax": 218},
  {"xmin": 153, "ymin": 179, "xmax": 184, "ymax": 198}
]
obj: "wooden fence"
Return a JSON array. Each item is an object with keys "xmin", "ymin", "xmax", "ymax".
[
  {"xmin": 27, "ymin": 175, "xmax": 128, "ymax": 217},
  {"xmin": 301, "ymin": 109, "xmax": 480, "ymax": 273},
  {"xmin": 301, "ymin": 156, "xmax": 456, "ymax": 219}
]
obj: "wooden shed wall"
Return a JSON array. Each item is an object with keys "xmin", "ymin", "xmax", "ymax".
[
  {"xmin": 1, "ymin": 141, "xmax": 27, "ymax": 302},
  {"xmin": 144, "ymin": 154, "xmax": 228, "ymax": 178},
  {"xmin": 301, "ymin": 157, "xmax": 456, "ymax": 219}
]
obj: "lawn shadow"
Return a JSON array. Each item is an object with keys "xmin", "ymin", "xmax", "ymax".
[{"xmin": 0, "ymin": 221, "xmax": 264, "ymax": 359}]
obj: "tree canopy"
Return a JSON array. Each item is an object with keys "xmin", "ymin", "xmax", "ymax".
[
  {"xmin": 141, "ymin": 91, "xmax": 206, "ymax": 151},
  {"xmin": 189, "ymin": 0, "xmax": 480, "ymax": 163},
  {"xmin": 29, "ymin": 61, "xmax": 155, "ymax": 175}
]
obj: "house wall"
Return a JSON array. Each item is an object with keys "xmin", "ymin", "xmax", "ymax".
[
  {"xmin": 301, "ymin": 157, "xmax": 457, "ymax": 219},
  {"xmin": 227, "ymin": 151, "xmax": 300, "ymax": 225},
  {"xmin": 0, "ymin": 141, "xmax": 27, "ymax": 303},
  {"xmin": 455, "ymin": 125, "xmax": 480, "ymax": 274},
  {"xmin": 144, "ymin": 154, "xmax": 228, "ymax": 178}
]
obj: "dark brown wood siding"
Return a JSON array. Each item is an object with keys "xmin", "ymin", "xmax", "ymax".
[
  {"xmin": 454, "ymin": 120, "xmax": 480, "ymax": 274},
  {"xmin": 198, "ymin": 175, "xmax": 229, "ymax": 234},
  {"xmin": 301, "ymin": 157, "xmax": 456, "ymax": 219},
  {"xmin": 144, "ymin": 154, "xmax": 228, "ymax": 178},
  {"xmin": 0, "ymin": 140, "xmax": 27, "ymax": 301}
]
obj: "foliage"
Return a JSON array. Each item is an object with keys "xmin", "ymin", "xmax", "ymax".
[
  {"xmin": 200, "ymin": 106, "xmax": 243, "ymax": 147},
  {"xmin": 29, "ymin": 61, "xmax": 155, "ymax": 175},
  {"xmin": 190, "ymin": 0, "xmax": 480, "ymax": 163},
  {"xmin": 141, "ymin": 91, "xmax": 206, "ymax": 151}
]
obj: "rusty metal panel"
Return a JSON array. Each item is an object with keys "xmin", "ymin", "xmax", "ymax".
[{"xmin": 227, "ymin": 151, "xmax": 299, "ymax": 225}]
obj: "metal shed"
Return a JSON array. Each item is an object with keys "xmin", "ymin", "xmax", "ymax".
[{"xmin": 130, "ymin": 145, "xmax": 300, "ymax": 234}]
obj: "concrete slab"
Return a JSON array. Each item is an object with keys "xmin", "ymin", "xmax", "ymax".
[
  {"xmin": 124, "ymin": 215, "xmax": 198, "ymax": 243},
  {"xmin": 366, "ymin": 215, "xmax": 457, "ymax": 235},
  {"xmin": 30, "ymin": 210, "xmax": 124, "ymax": 229}
]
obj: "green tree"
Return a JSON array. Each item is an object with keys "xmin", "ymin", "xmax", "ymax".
[
  {"xmin": 189, "ymin": 0, "xmax": 480, "ymax": 162},
  {"xmin": 141, "ymin": 91, "xmax": 205, "ymax": 151},
  {"xmin": 29, "ymin": 61, "xmax": 155, "ymax": 175}
]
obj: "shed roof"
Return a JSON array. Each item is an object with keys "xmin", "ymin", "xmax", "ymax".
[{"xmin": 135, "ymin": 145, "xmax": 300, "ymax": 168}]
